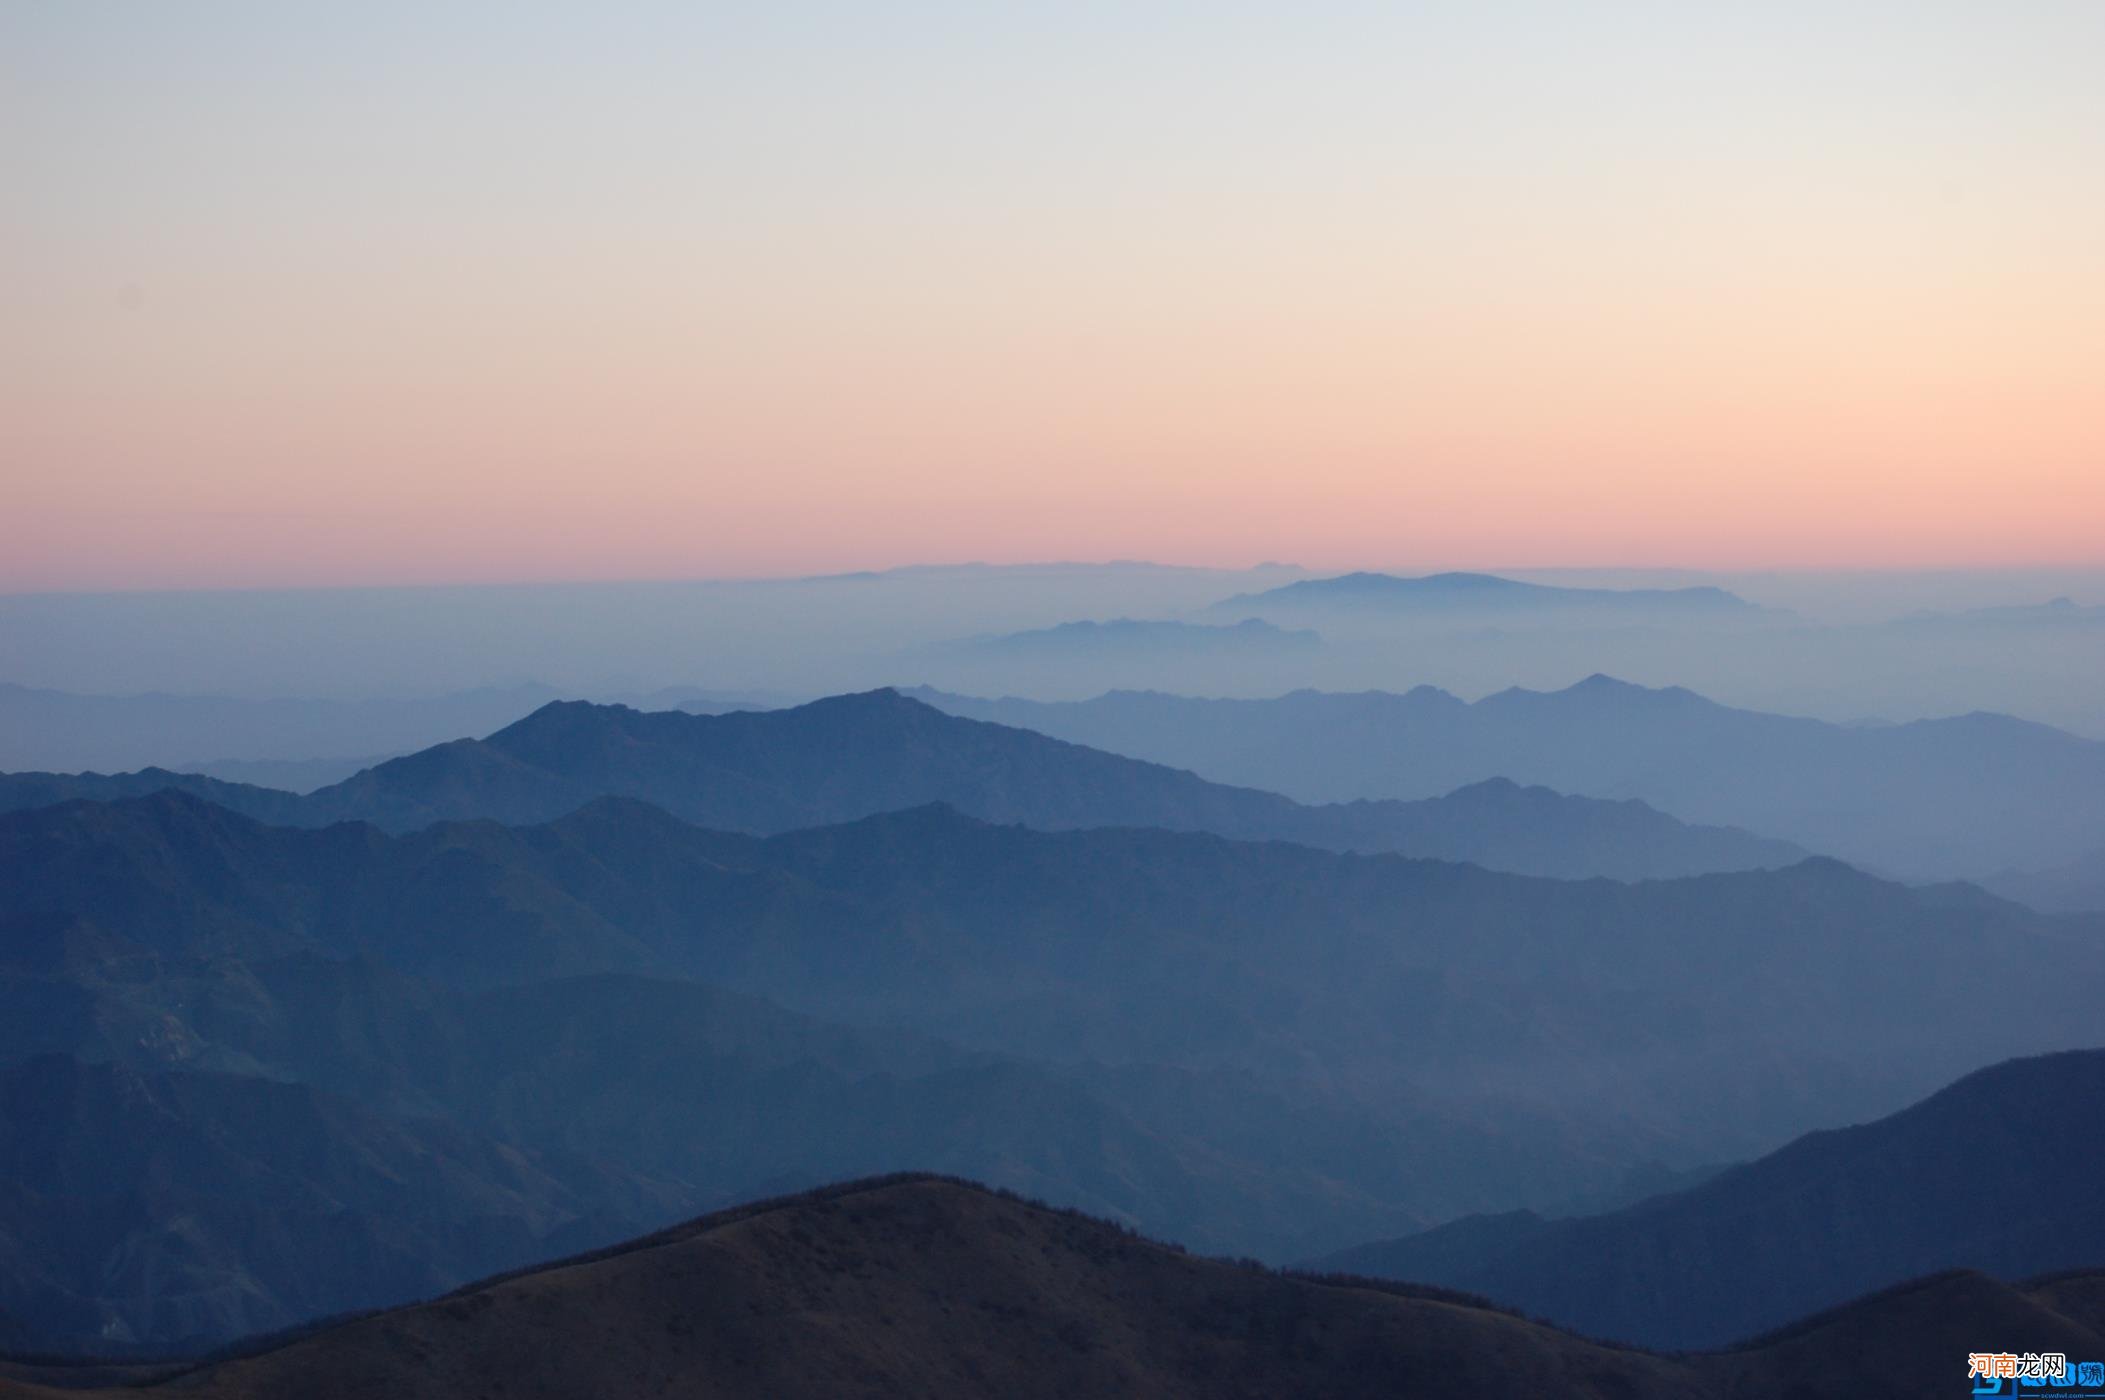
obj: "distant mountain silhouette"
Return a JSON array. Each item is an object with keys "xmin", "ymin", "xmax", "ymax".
[
  {"xmin": 1207, "ymin": 570, "xmax": 1754, "ymax": 616},
  {"xmin": 0, "ymin": 766, "xmax": 310, "ymax": 824},
  {"xmin": 310, "ymin": 688, "xmax": 1287, "ymax": 834},
  {"xmin": 180, "ymin": 754, "xmax": 398, "ymax": 793},
  {"xmin": 946, "ymin": 616, "xmax": 1322, "ymax": 657},
  {"xmin": 1233, "ymin": 775, "xmax": 1807, "ymax": 878},
  {"xmin": 800, "ymin": 559, "xmax": 1295, "ymax": 582},
  {"xmin": 0, "ymin": 690, "xmax": 1806, "ymax": 881},
  {"xmin": 1982, "ymin": 849, "xmax": 2105, "ymax": 913},
  {"xmin": 1312, "ymin": 1049, "xmax": 2105, "ymax": 1349},
  {"xmin": 7, "ymin": 1176, "xmax": 2098, "ymax": 1400},
  {"xmin": 917, "ymin": 679, "xmax": 2105, "ymax": 876},
  {"xmin": 1887, "ymin": 595, "xmax": 2105, "ymax": 629}
]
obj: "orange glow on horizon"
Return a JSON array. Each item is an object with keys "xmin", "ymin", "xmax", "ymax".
[{"xmin": 7, "ymin": 3, "xmax": 2103, "ymax": 592}]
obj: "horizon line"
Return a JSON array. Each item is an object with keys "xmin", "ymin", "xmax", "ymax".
[{"xmin": 8, "ymin": 558, "xmax": 2105, "ymax": 601}]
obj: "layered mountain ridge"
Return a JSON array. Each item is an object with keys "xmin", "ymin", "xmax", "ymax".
[
  {"xmin": 0, "ymin": 690, "xmax": 1807, "ymax": 882},
  {"xmin": 917, "ymin": 677, "xmax": 2105, "ymax": 876},
  {"xmin": 3, "ymin": 785, "xmax": 2102, "ymax": 1354}
]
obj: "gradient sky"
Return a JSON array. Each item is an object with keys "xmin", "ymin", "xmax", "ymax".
[{"xmin": 6, "ymin": 1, "xmax": 2104, "ymax": 591}]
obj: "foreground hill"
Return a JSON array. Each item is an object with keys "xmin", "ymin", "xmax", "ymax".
[
  {"xmin": 917, "ymin": 677, "xmax": 2105, "ymax": 876},
  {"xmin": 1314, "ymin": 1048, "xmax": 2105, "ymax": 1349},
  {"xmin": 3, "ymin": 1176, "xmax": 2096, "ymax": 1400},
  {"xmin": 0, "ymin": 690, "xmax": 1806, "ymax": 881}
]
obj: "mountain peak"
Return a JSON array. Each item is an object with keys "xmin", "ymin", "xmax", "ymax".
[
  {"xmin": 796, "ymin": 686, "xmax": 915, "ymax": 710},
  {"xmin": 824, "ymin": 799, "xmax": 991, "ymax": 837},
  {"xmin": 484, "ymin": 697, "xmax": 639, "ymax": 748},
  {"xmin": 1560, "ymin": 674, "xmax": 1698, "ymax": 702},
  {"xmin": 1484, "ymin": 674, "xmax": 1713, "ymax": 709}
]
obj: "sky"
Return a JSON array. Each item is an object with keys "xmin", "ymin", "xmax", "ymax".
[{"xmin": 5, "ymin": 1, "xmax": 2104, "ymax": 592}]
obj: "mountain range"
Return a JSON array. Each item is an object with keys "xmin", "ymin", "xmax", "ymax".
[
  {"xmin": 5, "ymin": 1175, "xmax": 2098, "ymax": 1400},
  {"xmin": 11, "ymin": 790, "xmax": 2091, "ymax": 1139},
  {"xmin": 1313, "ymin": 1048, "xmax": 2105, "ymax": 1349},
  {"xmin": 916, "ymin": 677, "xmax": 2105, "ymax": 877},
  {"xmin": 0, "ymin": 1050, "xmax": 681, "ymax": 1352},
  {"xmin": 1982, "ymin": 850, "xmax": 2105, "ymax": 914},
  {"xmin": 0, "ymin": 690, "xmax": 1808, "ymax": 882},
  {"xmin": 3, "ymin": 891, "xmax": 1457, "ymax": 1346},
  {"xmin": 4, "ymin": 784, "xmax": 2103, "ymax": 1352},
  {"xmin": 944, "ymin": 616, "xmax": 1322, "ymax": 657},
  {"xmin": 6, "ymin": 684, "xmax": 2104, "ymax": 1362},
  {"xmin": 1888, "ymin": 595, "xmax": 2105, "ymax": 630},
  {"xmin": 1205, "ymin": 570, "xmax": 1757, "ymax": 617},
  {"xmin": 9, "ymin": 788, "xmax": 2099, "ymax": 1154}
]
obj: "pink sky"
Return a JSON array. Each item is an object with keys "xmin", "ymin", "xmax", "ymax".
[{"xmin": 7, "ymin": 3, "xmax": 2103, "ymax": 592}]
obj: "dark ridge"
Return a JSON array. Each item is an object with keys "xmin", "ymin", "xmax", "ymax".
[
  {"xmin": 1712, "ymin": 1268, "xmax": 1987, "ymax": 1352},
  {"xmin": 1307, "ymin": 1047, "xmax": 2105, "ymax": 1350},
  {"xmin": 11, "ymin": 1171, "xmax": 2082, "ymax": 1393},
  {"xmin": 0, "ymin": 1171, "xmax": 1771, "ymax": 1379},
  {"xmin": 24, "ymin": 1173, "xmax": 1546, "ymax": 1378}
]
